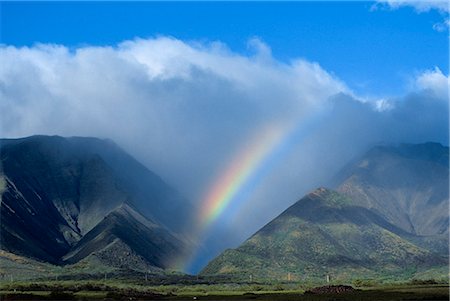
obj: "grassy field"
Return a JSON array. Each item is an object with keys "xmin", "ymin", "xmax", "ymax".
[{"xmin": 0, "ymin": 279, "xmax": 448, "ymax": 300}]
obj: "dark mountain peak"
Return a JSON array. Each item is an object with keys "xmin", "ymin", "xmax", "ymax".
[
  {"xmin": 0, "ymin": 134, "xmax": 64, "ymax": 145},
  {"xmin": 1, "ymin": 134, "xmax": 191, "ymax": 232},
  {"xmin": 1, "ymin": 134, "xmax": 112, "ymax": 144},
  {"xmin": 1, "ymin": 135, "xmax": 191, "ymax": 270},
  {"xmin": 107, "ymin": 203, "xmax": 161, "ymax": 232},
  {"xmin": 63, "ymin": 201, "xmax": 183, "ymax": 269},
  {"xmin": 0, "ymin": 135, "xmax": 118, "ymax": 174},
  {"xmin": 0, "ymin": 135, "xmax": 114, "ymax": 154}
]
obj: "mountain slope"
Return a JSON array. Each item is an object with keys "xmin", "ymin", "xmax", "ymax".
[
  {"xmin": 334, "ymin": 143, "xmax": 449, "ymax": 256},
  {"xmin": 201, "ymin": 188, "xmax": 445, "ymax": 281},
  {"xmin": 335, "ymin": 142, "xmax": 449, "ymax": 236},
  {"xmin": 202, "ymin": 143, "xmax": 449, "ymax": 281},
  {"xmin": 0, "ymin": 135, "xmax": 190, "ymax": 269},
  {"xmin": 63, "ymin": 204, "xmax": 182, "ymax": 270}
]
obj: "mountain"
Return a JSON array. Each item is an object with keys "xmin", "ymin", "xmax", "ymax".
[
  {"xmin": 0, "ymin": 135, "xmax": 191, "ymax": 271},
  {"xmin": 63, "ymin": 204, "xmax": 182, "ymax": 270},
  {"xmin": 201, "ymin": 188, "xmax": 446, "ymax": 281},
  {"xmin": 202, "ymin": 143, "xmax": 449, "ymax": 281},
  {"xmin": 335, "ymin": 142, "xmax": 448, "ymax": 237}
]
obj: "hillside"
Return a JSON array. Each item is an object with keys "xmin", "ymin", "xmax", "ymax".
[
  {"xmin": 335, "ymin": 142, "xmax": 448, "ymax": 236},
  {"xmin": 202, "ymin": 143, "xmax": 449, "ymax": 281},
  {"xmin": 335, "ymin": 143, "xmax": 449, "ymax": 255},
  {"xmin": 201, "ymin": 188, "xmax": 446, "ymax": 281},
  {"xmin": 0, "ymin": 135, "xmax": 191, "ymax": 272},
  {"xmin": 63, "ymin": 204, "xmax": 182, "ymax": 270}
]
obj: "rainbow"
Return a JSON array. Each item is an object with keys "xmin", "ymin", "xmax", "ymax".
[
  {"xmin": 198, "ymin": 125, "xmax": 285, "ymax": 229},
  {"xmin": 174, "ymin": 118, "xmax": 315, "ymax": 272}
]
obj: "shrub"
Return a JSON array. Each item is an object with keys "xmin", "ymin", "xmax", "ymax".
[
  {"xmin": 352, "ymin": 279, "xmax": 378, "ymax": 287},
  {"xmin": 251, "ymin": 285, "xmax": 263, "ymax": 291},
  {"xmin": 273, "ymin": 284, "xmax": 285, "ymax": 291},
  {"xmin": 410, "ymin": 279, "xmax": 438, "ymax": 285},
  {"xmin": 48, "ymin": 291, "xmax": 75, "ymax": 300}
]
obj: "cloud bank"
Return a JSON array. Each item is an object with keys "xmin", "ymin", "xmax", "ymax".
[
  {"xmin": 375, "ymin": 0, "xmax": 450, "ymax": 31},
  {"xmin": 0, "ymin": 37, "xmax": 448, "ymax": 272},
  {"xmin": 377, "ymin": 0, "xmax": 449, "ymax": 13},
  {"xmin": 0, "ymin": 37, "xmax": 349, "ymax": 197}
]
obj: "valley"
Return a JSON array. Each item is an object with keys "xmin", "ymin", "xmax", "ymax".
[{"xmin": 0, "ymin": 136, "xmax": 448, "ymax": 299}]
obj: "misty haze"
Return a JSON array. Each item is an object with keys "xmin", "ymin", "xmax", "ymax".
[{"xmin": 0, "ymin": 1, "xmax": 449, "ymax": 300}]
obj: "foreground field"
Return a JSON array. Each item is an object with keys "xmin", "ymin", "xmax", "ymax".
[{"xmin": 0, "ymin": 280, "xmax": 448, "ymax": 300}]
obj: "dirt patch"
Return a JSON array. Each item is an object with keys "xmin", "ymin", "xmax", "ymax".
[{"xmin": 305, "ymin": 285, "xmax": 356, "ymax": 294}]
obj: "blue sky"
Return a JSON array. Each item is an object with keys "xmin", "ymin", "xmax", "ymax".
[{"xmin": 1, "ymin": 1, "xmax": 448, "ymax": 97}]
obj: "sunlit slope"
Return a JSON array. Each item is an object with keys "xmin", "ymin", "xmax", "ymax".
[{"xmin": 202, "ymin": 188, "xmax": 446, "ymax": 280}]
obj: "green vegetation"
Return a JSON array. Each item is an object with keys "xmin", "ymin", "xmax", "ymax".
[
  {"xmin": 202, "ymin": 188, "xmax": 448, "ymax": 282},
  {"xmin": 1, "ymin": 137, "xmax": 448, "ymax": 300},
  {"xmin": 0, "ymin": 279, "xmax": 448, "ymax": 300}
]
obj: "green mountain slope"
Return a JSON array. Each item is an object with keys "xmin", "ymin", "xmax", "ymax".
[
  {"xmin": 202, "ymin": 143, "xmax": 449, "ymax": 282},
  {"xmin": 201, "ymin": 188, "xmax": 446, "ymax": 281}
]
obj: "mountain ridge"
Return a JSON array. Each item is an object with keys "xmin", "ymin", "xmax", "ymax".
[
  {"xmin": 1, "ymin": 137, "xmax": 448, "ymax": 280},
  {"xmin": 202, "ymin": 143, "xmax": 449, "ymax": 281},
  {"xmin": 0, "ymin": 135, "xmax": 191, "ymax": 271},
  {"xmin": 334, "ymin": 142, "xmax": 449, "ymax": 236},
  {"xmin": 62, "ymin": 203, "xmax": 183, "ymax": 270}
]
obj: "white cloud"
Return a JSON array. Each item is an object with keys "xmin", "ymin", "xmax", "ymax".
[
  {"xmin": 433, "ymin": 19, "xmax": 450, "ymax": 31},
  {"xmin": 0, "ymin": 37, "xmax": 448, "ymax": 272},
  {"xmin": 0, "ymin": 37, "xmax": 348, "ymax": 197},
  {"xmin": 374, "ymin": 0, "xmax": 449, "ymax": 32},
  {"xmin": 373, "ymin": 98, "xmax": 395, "ymax": 111},
  {"xmin": 415, "ymin": 67, "xmax": 449, "ymax": 99},
  {"xmin": 375, "ymin": 0, "xmax": 449, "ymax": 13}
]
